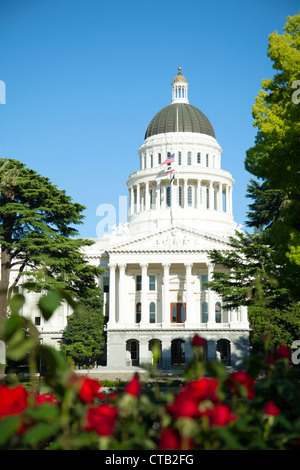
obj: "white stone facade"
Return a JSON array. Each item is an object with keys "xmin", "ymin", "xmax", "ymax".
[{"xmin": 16, "ymin": 69, "xmax": 250, "ymax": 370}]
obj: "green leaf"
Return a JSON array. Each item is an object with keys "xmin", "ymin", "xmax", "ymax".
[
  {"xmin": 9, "ymin": 294, "xmax": 25, "ymax": 315},
  {"xmin": 0, "ymin": 415, "xmax": 21, "ymax": 446},
  {"xmin": 22, "ymin": 422, "xmax": 61, "ymax": 446},
  {"xmin": 38, "ymin": 290, "xmax": 62, "ymax": 320}
]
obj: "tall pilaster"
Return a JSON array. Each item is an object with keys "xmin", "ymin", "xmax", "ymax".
[
  {"xmin": 207, "ymin": 262, "xmax": 215, "ymax": 326},
  {"xmin": 140, "ymin": 263, "xmax": 148, "ymax": 325},
  {"xmin": 162, "ymin": 263, "xmax": 170, "ymax": 327},
  {"xmin": 108, "ymin": 263, "xmax": 116, "ymax": 325},
  {"xmin": 118, "ymin": 263, "xmax": 127, "ymax": 324}
]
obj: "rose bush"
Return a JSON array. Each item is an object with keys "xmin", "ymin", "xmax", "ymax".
[{"xmin": 0, "ymin": 291, "xmax": 300, "ymax": 450}]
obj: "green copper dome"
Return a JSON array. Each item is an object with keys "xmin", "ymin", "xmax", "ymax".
[{"xmin": 145, "ymin": 103, "xmax": 215, "ymax": 140}]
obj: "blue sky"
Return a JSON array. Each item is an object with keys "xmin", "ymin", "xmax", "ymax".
[{"xmin": 0, "ymin": 0, "xmax": 299, "ymax": 238}]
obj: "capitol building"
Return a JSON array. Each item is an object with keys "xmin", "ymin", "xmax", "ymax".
[{"xmin": 21, "ymin": 68, "xmax": 250, "ymax": 371}]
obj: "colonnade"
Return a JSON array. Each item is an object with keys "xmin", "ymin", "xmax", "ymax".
[
  {"xmin": 107, "ymin": 261, "xmax": 248, "ymax": 327},
  {"xmin": 129, "ymin": 178, "xmax": 232, "ymax": 216}
]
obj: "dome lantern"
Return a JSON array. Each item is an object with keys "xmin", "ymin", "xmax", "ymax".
[{"xmin": 171, "ymin": 67, "xmax": 189, "ymax": 104}]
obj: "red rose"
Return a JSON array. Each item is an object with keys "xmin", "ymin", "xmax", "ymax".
[
  {"xmin": 263, "ymin": 400, "xmax": 281, "ymax": 416},
  {"xmin": 158, "ymin": 428, "xmax": 194, "ymax": 450},
  {"xmin": 227, "ymin": 370, "xmax": 255, "ymax": 399},
  {"xmin": 158, "ymin": 428, "xmax": 181, "ymax": 449},
  {"xmin": 34, "ymin": 394, "xmax": 57, "ymax": 405},
  {"xmin": 208, "ymin": 403, "xmax": 238, "ymax": 427},
  {"xmin": 192, "ymin": 334, "xmax": 206, "ymax": 348},
  {"xmin": 185, "ymin": 377, "xmax": 220, "ymax": 402},
  {"xmin": 124, "ymin": 373, "xmax": 141, "ymax": 397},
  {"xmin": 0, "ymin": 385, "xmax": 28, "ymax": 419},
  {"xmin": 277, "ymin": 344, "xmax": 290, "ymax": 359},
  {"xmin": 78, "ymin": 377, "xmax": 105, "ymax": 403},
  {"xmin": 85, "ymin": 404, "xmax": 118, "ymax": 436},
  {"xmin": 166, "ymin": 391, "xmax": 201, "ymax": 419}
]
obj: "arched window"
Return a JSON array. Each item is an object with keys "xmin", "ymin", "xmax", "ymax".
[
  {"xmin": 201, "ymin": 302, "xmax": 208, "ymax": 323},
  {"xmin": 149, "ymin": 339, "xmax": 161, "ymax": 366},
  {"xmin": 188, "ymin": 186, "xmax": 192, "ymax": 206},
  {"xmin": 187, "ymin": 152, "xmax": 192, "ymax": 165},
  {"xmin": 171, "ymin": 339, "xmax": 185, "ymax": 365},
  {"xmin": 149, "ymin": 302, "xmax": 155, "ymax": 323},
  {"xmin": 166, "ymin": 186, "xmax": 171, "ymax": 207},
  {"xmin": 136, "ymin": 302, "xmax": 141, "ymax": 323},
  {"xmin": 215, "ymin": 302, "xmax": 222, "ymax": 323},
  {"xmin": 217, "ymin": 339, "xmax": 231, "ymax": 366},
  {"xmin": 126, "ymin": 340, "xmax": 139, "ymax": 366}
]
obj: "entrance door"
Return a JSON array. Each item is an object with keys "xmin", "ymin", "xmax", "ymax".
[
  {"xmin": 171, "ymin": 339, "xmax": 185, "ymax": 365},
  {"xmin": 170, "ymin": 303, "xmax": 186, "ymax": 323}
]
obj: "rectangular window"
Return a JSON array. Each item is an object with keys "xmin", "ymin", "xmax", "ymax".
[
  {"xmin": 149, "ymin": 275, "xmax": 155, "ymax": 291},
  {"xmin": 158, "ymin": 153, "xmax": 161, "ymax": 164},
  {"xmin": 166, "ymin": 186, "xmax": 171, "ymax": 207},
  {"xmin": 35, "ymin": 317, "xmax": 41, "ymax": 326},
  {"xmin": 178, "ymin": 151, "xmax": 181, "ymax": 165},
  {"xmin": 197, "ymin": 152, "xmax": 201, "ymax": 164},
  {"xmin": 151, "ymin": 155, "xmax": 153, "ymax": 168},
  {"xmin": 206, "ymin": 154, "xmax": 209, "ymax": 167},
  {"xmin": 170, "ymin": 303, "xmax": 186, "ymax": 323},
  {"xmin": 201, "ymin": 274, "xmax": 208, "ymax": 291},
  {"xmin": 187, "ymin": 152, "xmax": 192, "ymax": 165},
  {"xmin": 136, "ymin": 275, "xmax": 142, "ymax": 291}
]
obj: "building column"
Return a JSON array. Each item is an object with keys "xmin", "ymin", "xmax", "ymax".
[
  {"xmin": 225, "ymin": 185, "xmax": 229, "ymax": 213},
  {"xmin": 145, "ymin": 181, "xmax": 150, "ymax": 211},
  {"xmin": 184, "ymin": 262, "xmax": 194, "ymax": 325},
  {"xmin": 197, "ymin": 180, "xmax": 201, "ymax": 209},
  {"xmin": 162, "ymin": 263, "xmax": 170, "ymax": 327},
  {"xmin": 184, "ymin": 179, "xmax": 188, "ymax": 208},
  {"xmin": 130, "ymin": 186, "xmax": 134, "ymax": 215},
  {"xmin": 209, "ymin": 181, "xmax": 213, "ymax": 210},
  {"xmin": 240, "ymin": 305, "xmax": 248, "ymax": 325},
  {"xmin": 118, "ymin": 263, "xmax": 127, "ymax": 324},
  {"xmin": 156, "ymin": 181, "xmax": 161, "ymax": 210},
  {"xmin": 218, "ymin": 183, "xmax": 222, "ymax": 211},
  {"xmin": 140, "ymin": 263, "xmax": 148, "ymax": 325},
  {"xmin": 108, "ymin": 263, "xmax": 116, "ymax": 325},
  {"xmin": 207, "ymin": 262, "xmax": 215, "ymax": 326},
  {"xmin": 136, "ymin": 183, "xmax": 140, "ymax": 213}
]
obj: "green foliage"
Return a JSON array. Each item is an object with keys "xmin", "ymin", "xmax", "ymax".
[
  {"xmin": 1, "ymin": 292, "xmax": 300, "ymax": 450},
  {"xmin": 245, "ymin": 12, "xmax": 300, "ymax": 288},
  {"xmin": 61, "ymin": 296, "xmax": 105, "ymax": 368},
  {"xmin": 0, "ymin": 158, "xmax": 104, "ymax": 330},
  {"xmin": 248, "ymin": 304, "xmax": 300, "ymax": 353},
  {"xmin": 208, "ymin": 230, "xmax": 288, "ymax": 310}
]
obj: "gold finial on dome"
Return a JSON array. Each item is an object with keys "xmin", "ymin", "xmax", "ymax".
[{"xmin": 173, "ymin": 66, "xmax": 187, "ymax": 82}]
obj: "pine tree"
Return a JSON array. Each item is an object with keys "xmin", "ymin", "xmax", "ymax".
[{"xmin": 0, "ymin": 158, "xmax": 104, "ymax": 334}]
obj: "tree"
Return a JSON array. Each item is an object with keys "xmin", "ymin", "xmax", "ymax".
[
  {"xmin": 0, "ymin": 158, "xmax": 103, "ymax": 335},
  {"xmin": 245, "ymin": 12, "xmax": 300, "ymax": 293},
  {"xmin": 61, "ymin": 296, "xmax": 106, "ymax": 368},
  {"xmin": 208, "ymin": 229, "xmax": 288, "ymax": 311}
]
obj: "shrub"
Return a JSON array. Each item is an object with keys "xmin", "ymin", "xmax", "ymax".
[{"xmin": 0, "ymin": 295, "xmax": 300, "ymax": 450}]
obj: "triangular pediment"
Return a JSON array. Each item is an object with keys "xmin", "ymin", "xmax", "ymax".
[{"xmin": 107, "ymin": 225, "xmax": 231, "ymax": 254}]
